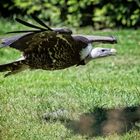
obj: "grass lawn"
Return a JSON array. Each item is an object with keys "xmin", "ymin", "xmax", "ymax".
[{"xmin": 0, "ymin": 19, "xmax": 140, "ymax": 140}]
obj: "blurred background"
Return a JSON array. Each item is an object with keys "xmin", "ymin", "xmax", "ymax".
[{"xmin": 0, "ymin": 0, "xmax": 140, "ymax": 29}]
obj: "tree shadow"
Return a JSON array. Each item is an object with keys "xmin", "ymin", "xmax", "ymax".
[{"xmin": 43, "ymin": 106, "xmax": 140, "ymax": 137}]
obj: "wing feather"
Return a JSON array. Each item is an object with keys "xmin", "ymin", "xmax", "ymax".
[
  {"xmin": 15, "ymin": 18, "xmax": 46, "ymax": 30},
  {"xmin": 31, "ymin": 15, "xmax": 53, "ymax": 31}
]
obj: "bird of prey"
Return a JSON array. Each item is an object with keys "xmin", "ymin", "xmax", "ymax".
[{"xmin": 0, "ymin": 16, "xmax": 117, "ymax": 77}]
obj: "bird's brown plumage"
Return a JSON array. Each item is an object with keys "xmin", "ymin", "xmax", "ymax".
[{"xmin": 10, "ymin": 31, "xmax": 89, "ymax": 70}]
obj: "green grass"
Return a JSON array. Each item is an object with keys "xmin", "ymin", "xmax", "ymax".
[{"xmin": 0, "ymin": 19, "xmax": 140, "ymax": 140}]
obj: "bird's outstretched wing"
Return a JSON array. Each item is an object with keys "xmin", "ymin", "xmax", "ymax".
[
  {"xmin": 7, "ymin": 16, "xmax": 73, "ymax": 35},
  {"xmin": 9, "ymin": 31, "xmax": 75, "ymax": 52},
  {"xmin": 72, "ymin": 35, "xmax": 117, "ymax": 44}
]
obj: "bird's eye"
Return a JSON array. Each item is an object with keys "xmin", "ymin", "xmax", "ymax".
[{"xmin": 101, "ymin": 49, "xmax": 106, "ymax": 52}]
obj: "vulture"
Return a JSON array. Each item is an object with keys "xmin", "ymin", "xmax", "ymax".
[{"xmin": 0, "ymin": 16, "xmax": 117, "ymax": 77}]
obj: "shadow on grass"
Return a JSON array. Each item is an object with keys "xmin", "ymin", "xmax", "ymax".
[
  {"xmin": 65, "ymin": 106, "xmax": 140, "ymax": 136},
  {"xmin": 44, "ymin": 106, "xmax": 140, "ymax": 137}
]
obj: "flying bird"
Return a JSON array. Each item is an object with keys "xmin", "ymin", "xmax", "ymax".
[{"xmin": 0, "ymin": 16, "xmax": 117, "ymax": 77}]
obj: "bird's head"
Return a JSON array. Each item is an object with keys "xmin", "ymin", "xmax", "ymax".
[{"xmin": 90, "ymin": 48, "xmax": 117, "ymax": 59}]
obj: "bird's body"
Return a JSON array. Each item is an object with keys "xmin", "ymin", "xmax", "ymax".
[
  {"xmin": 0, "ymin": 16, "xmax": 117, "ymax": 77},
  {"xmin": 10, "ymin": 31, "xmax": 90, "ymax": 70}
]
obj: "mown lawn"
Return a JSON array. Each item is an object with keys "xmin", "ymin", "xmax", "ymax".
[{"xmin": 0, "ymin": 19, "xmax": 140, "ymax": 140}]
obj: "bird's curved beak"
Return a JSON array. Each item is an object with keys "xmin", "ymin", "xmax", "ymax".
[{"xmin": 110, "ymin": 48, "xmax": 117, "ymax": 55}]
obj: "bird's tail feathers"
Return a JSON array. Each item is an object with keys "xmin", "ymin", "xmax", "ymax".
[{"xmin": 0, "ymin": 59, "xmax": 28, "ymax": 77}]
